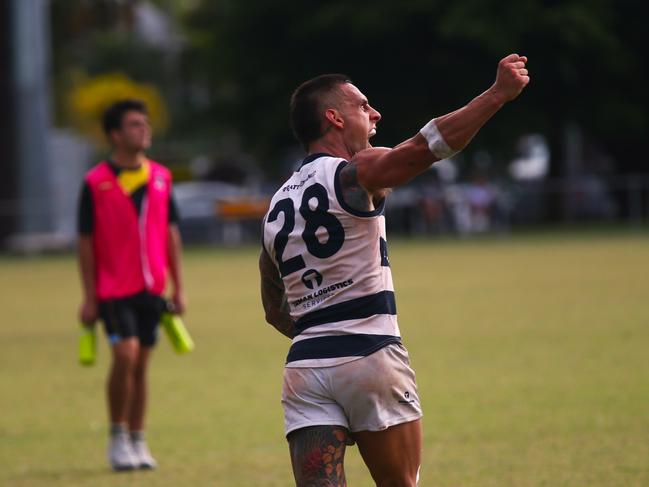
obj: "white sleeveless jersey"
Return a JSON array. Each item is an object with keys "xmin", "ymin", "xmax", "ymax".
[{"xmin": 262, "ymin": 153, "xmax": 400, "ymax": 368}]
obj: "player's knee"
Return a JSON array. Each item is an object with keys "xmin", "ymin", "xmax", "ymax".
[
  {"xmin": 295, "ymin": 476, "xmax": 346, "ymax": 487},
  {"xmin": 374, "ymin": 472, "xmax": 418, "ymax": 487},
  {"xmin": 111, "ymin": 358, "xmax": 136, "ymax": 378},
  {"xmin": 111, "ymin": 346, "xmax": 139, "ymax": 373},
  {"xmin": 292, "ymin": 454, "xmax": 342, "ymax": 487}
]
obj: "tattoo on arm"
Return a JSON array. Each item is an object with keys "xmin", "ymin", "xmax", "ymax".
[
  {"xmin": 338, "ymin": 163, "xmax": 388, "ymax": 211},
  {"xmin": 259, "ymin": 248, "xmax": 294, "ymax": 338},
  {"xmin": 338, "ymin": 163, "xmax": 372, "ymax": 212},
  {"xmin": 288, "ymin": 426, "xmax": 350, "ymax": 487}
]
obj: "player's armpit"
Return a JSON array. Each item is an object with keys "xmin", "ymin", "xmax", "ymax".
[{"xmin": 259, "ymin": 248, "xmax": 294, "ymax": 339}]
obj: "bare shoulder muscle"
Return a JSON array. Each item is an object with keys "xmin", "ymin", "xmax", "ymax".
[{"xmin": 353, "ymin": 141, "xmax": 436, "ymax": 192}]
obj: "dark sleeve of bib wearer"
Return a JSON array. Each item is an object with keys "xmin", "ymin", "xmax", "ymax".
[
  {"xmin": 168, "ymin": 192, "xmax": 179, "ymax": 224},
  {"xmin": 78, "ymin": 182, "xmax": 93, "ymax": 235}
]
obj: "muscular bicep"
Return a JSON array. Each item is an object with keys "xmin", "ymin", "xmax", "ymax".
[{"xmin": 353, "ymin": 135, "xmax": 439, "ymax": 193}]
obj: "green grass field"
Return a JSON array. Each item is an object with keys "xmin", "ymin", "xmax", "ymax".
[{"xmin": 1, "ymin": 231, "xmax": 648, "ymax": 486}]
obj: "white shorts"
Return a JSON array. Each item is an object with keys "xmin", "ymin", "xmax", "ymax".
[{"xmin": 282, "ymin": 343, "xmax": 423, "ymax": 437}]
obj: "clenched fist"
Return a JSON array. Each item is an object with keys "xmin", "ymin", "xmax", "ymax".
[{"xmin": 492, "ymin": 53, "xmax": 530, "ymax": 103}]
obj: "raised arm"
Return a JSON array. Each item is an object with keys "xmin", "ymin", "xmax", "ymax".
[
  {"xmin": 353, "ymin": 54, "xmax": 530, "ymax": 193},
  {"xmin": 259, "ymin": 248, "xmax": 294, "ymax": 339}
]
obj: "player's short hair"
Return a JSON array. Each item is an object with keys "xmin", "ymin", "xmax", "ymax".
[
  {"xmin": 290, "ymin": 74, "xmax": 352, "ymax": 150},
  {"xmin": 102, "ymin": 99, "xmax": 148, "ymax": 136}
]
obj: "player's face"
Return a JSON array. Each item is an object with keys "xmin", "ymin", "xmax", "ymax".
[
  {"xmin": 337, "ymin": 83, "xmax": 381, "ymax": 154},
  {"xmin": 112, "ymin": 110, "xmax": 152, "ymax": 152}
]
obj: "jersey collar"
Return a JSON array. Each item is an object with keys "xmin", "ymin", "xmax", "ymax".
[{"xmin": 299, "ymin": 152, "xmax": 334, "ymax": 169}]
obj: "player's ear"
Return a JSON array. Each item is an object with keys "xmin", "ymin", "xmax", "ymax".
[
  {"xmin": 325, "ymin": 108, "xmax": 344, "ymax": 129},
  {"xmin": 107, "ymin": 128, "xmax": 120, "ymax": 147}
]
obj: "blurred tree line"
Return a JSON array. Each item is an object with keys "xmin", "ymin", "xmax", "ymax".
[{"xmin": 51, "ymin": 0, "xmax": 647, "ymax": 181}]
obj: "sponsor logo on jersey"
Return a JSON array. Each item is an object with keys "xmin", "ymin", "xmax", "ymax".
[
  {"xmin": 293, "ymin": 278, "xmax": 354, "ymax": 309},
  {"xmin": 282, "ymin": 171, "xmax": 316, "ymax": 192},
  {"xmin": 301, "ymin": 269, "xmax": 323, "ymax": 289}
]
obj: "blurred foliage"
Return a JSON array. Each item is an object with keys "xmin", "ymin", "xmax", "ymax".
[
  {"xmin": 181, "ymin": 0, "xmax": 647, "ymax": 175},
  {"xmin": 67, "ymin": 71, "xmax": 169, "ymax": 146},
  {"xmin": 49, "ymin": 0, "xmax": 647, "ymax": 177},
  {"xmin": 50, "ymin": 0, "xmax": 178, "ymax": 137}
]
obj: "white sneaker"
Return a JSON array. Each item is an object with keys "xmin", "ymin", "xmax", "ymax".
[
  {"xmin": 131, "ymin": 438, "xmax": 157, "ymax": 470},
  {"xmin": 108, "ymin": 432, "xmax": 137, "ymax": 471}
]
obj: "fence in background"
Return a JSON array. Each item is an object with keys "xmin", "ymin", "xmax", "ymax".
[{"xmin": 1, "ymin": 174, "xmax": 648, "ymax": 252}]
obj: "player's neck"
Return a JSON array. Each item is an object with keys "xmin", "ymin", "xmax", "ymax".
[
  {"xmin": 308, "ymin": 130, "xmax": 355, "ymax": 160},
  {"xmin": 111, "ymin": 150, "xmax": 147, "ymax": 170},
  {"xmin": 309, "ymin": 137, "xmax": 353, "ymax": 161}
]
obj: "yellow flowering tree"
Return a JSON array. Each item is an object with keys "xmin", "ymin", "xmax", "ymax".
[{"xmin": 67, "ymin": 71, "xmax": 169, "ymax": 146}]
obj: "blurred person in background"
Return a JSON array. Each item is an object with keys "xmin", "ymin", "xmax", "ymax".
[
  {"xmin": 260, "ymin": 54, "xmax": 529, "ymax": 486},
  {"xmin": 418, "ymin": 170, "xmax": 449, "ymax": 235},
  {"xmin": 465, "ymin": 169, "xmax": 499, "ymax": 233},
  {"xmin": 76, "ymin": 99, "xmax": 186, "ymax": 471}
]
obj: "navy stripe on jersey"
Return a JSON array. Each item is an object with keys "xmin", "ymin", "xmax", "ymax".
[
  {"xmin": 286, "ymin": 334, "xmax": 401, "ymax": 363},
  {"xmin": 295, "ymin": 290, "xmax": 396, "ymax": 335},
  {"xmin": 334, "ymin": 161, "xmax": 386, "ymax": 217}
]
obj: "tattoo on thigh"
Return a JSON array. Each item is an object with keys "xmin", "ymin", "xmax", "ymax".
[{"xmin": 289, "ymin": 426, "xmax": 349, "ymax": 487}]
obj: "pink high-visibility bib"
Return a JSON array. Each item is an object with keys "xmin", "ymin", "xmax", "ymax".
[{"xmin": 86, "ymin": 160, "xmax": 171, "ymax": 300}]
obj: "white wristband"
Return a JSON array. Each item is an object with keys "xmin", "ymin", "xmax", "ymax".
[{"xmin": 419, "ymin": 119, "xmax": 458, "ymax": 159}]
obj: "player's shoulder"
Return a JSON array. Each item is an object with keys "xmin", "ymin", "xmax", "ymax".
[
  {"xmin": 296, "ymin": 153, "xmax": 346, "ymax": 181},
  {"xmin": 85, "ymin": 160, "xmax": 111, "ymax": 181},
  {"xmin": 272, "ymin": 155, "xmax": 339, "ymax": 192},
  {"xmin": 349, "ymin": 146, "xmax": 392, "ymax": 166},
  {"xmin": 146, "ymin": 160, "xmax": 174, "ymax": 190},
  {"xmin": 339, "ymin": 147, "xmax": 391, "ymax": 187},
  {"xmin": 147, "ymin": 159, "xmax": 171, "ymax": 176}
]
